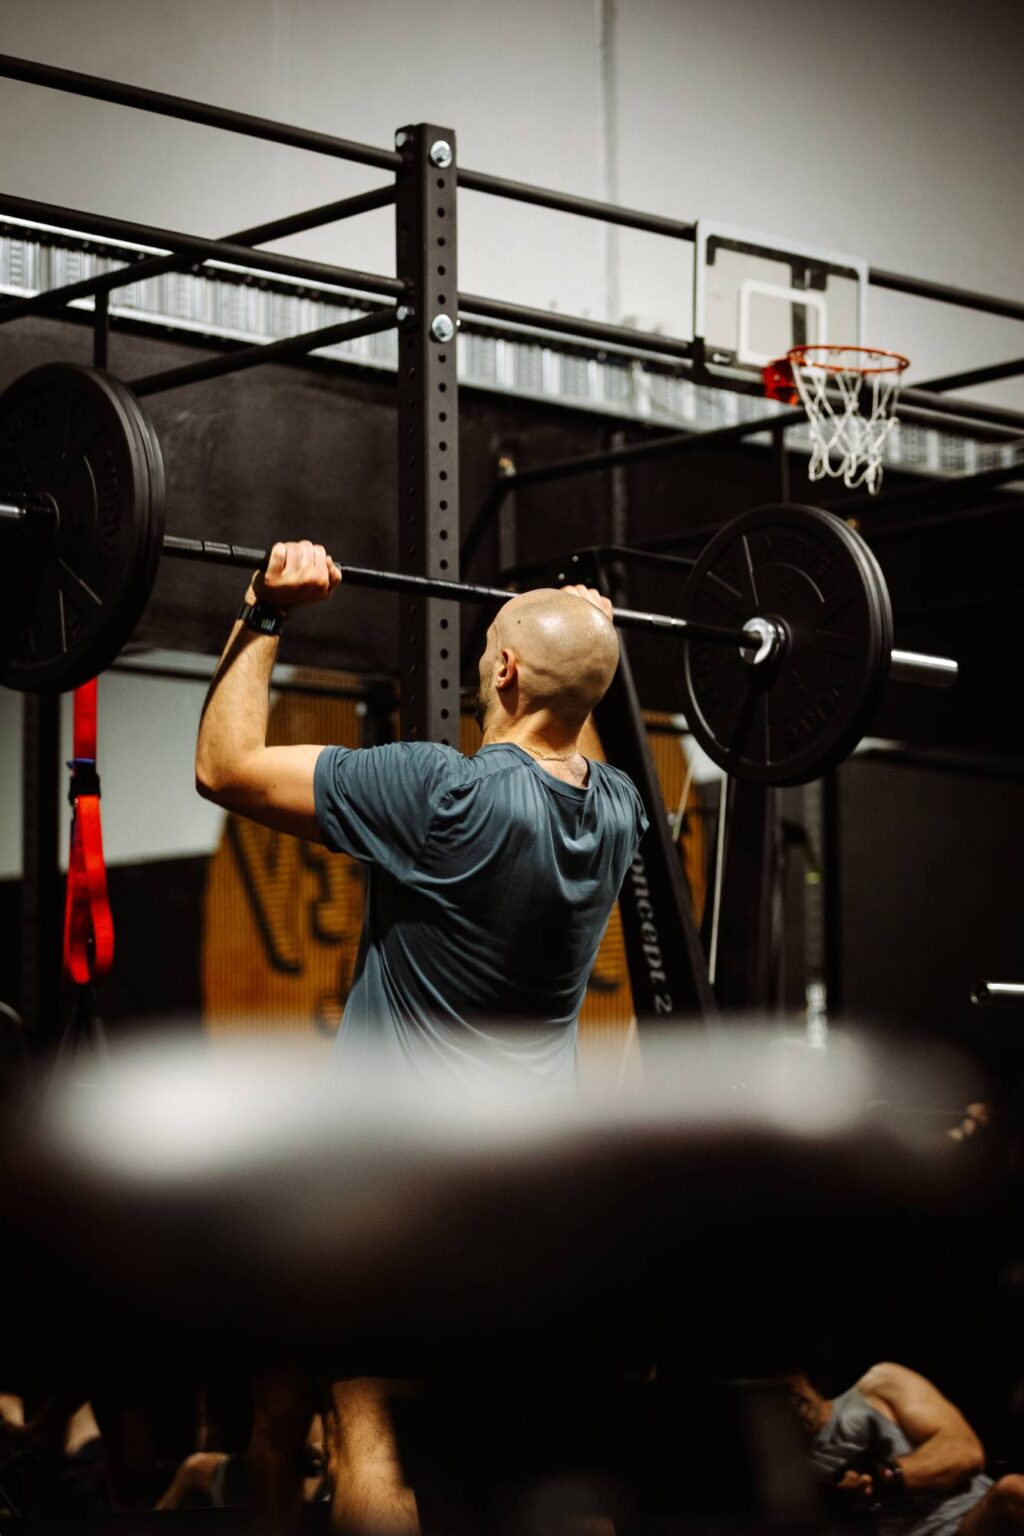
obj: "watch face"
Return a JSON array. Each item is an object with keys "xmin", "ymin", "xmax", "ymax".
[{"xmin": 239, "ymin": 602, "xmax": 284, "ymax": 635}]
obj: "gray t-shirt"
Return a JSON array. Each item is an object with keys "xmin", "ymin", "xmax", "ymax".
[
  {"xmin": 810, "ymin": 1386, "xmax": 991, "ymax": 1536},
  {"xmin": 314, "ymin": 741, "xmax": 648, "ymax": 1081}
]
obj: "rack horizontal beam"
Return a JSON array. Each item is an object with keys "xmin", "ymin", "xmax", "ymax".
[
  {"xmin": 458, "ymin": 168, "xmax": 696, "ymax": 239},
  {"xmin": 2, "ymin": 52, "xmax": 1022, "ymax": 324},
  {"xmin": 899, "ymin": 385, "xmax": 1024, "ymax": 433},
  {"xmin": 130, "ymin": 306, "xmax": 402, "ymax": 396},
  {"xmin": 0, "ymin": 185, "xmax": 398, "ymax": 330},
  {"xmin": 499, "ymin": 409, "xmax": 804, "ymax": 490},
  {"xmin": 459, "ymin": 292, "xmax": 695, "ymax": 363},
  {"xmin": 0, "ymin": 52, "xmax": 402, "ymax": 171},
  {"xmin": 910, "ymin": 356, "xmax": 1024, "ymax": 394},
  {"xmin": 0, "ymin": 191, "xmax": 405, "ymax": 302},
  {"xmin": 870, "ymin": 266, "xmax": 1024, "ymax": 325}
]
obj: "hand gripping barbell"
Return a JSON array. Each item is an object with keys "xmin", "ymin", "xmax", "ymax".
[{"xmin": 0, "ymin": 363, "xmax": 955, "ymax": 786}]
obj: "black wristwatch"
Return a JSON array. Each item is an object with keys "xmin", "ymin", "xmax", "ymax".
[{"xmin": 238, "ymin": 599, "xmax": 289, "ymax": 636}]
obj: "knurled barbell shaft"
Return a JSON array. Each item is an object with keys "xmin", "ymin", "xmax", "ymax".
[
  {"xmin": 161, "ymin": 534, "xmax": 760, "ymax": 649},
  {"xmin": 160, "ymin": 537, "xmax": 958, "ymax": 687},
  {"xmin": 0, "ymin": 500, "xmax": 959, "ymax": 686},
  {"xmin": 2, "ymin": 505, "xmax": 745, "ymax": 642}
]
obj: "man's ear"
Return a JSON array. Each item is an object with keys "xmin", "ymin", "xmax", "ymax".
[{"xmin": 495, "ymin": 646, "xmax": 518, "ymax": 692}]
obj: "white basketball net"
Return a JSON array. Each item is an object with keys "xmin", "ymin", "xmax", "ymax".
[{"xmin": 788, "ymin": 345, "xmax": 909, "ymax": 495}]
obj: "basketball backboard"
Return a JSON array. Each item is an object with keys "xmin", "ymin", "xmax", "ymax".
[{"xmin": 693, "ymin": 220, "xmax": 868, "ymax": 376}]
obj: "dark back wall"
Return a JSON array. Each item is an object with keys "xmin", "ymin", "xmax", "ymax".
[{"xmin": 838, "ymin": 756, "xmax": 1024, "ymax": 1073}]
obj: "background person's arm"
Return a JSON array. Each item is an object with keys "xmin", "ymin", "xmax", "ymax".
[
  {"xmin": 858, "ymin": 1362, "xmax": 985, "ymax": 1494},
  {"xmin": 195, "ymin": 540, "xmax": 340, "ymax": 840}
]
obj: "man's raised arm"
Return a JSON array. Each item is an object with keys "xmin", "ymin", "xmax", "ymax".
[{"xmin": 195, "ymin": 539, "xmax": 341, "ymax": 841}]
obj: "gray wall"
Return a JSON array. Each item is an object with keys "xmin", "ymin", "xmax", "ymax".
[
  {"xmin": 0, "ymin": 672, "xmax": 221, "ymax": 876},
  {"xmin": 0, "ymin": 0, "xmax": 1021, "ymax": 400}
]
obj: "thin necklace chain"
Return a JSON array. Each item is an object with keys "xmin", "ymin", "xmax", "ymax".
[{"xmin": 519, "ymin": 741, "xmax": 581, "ymax": 763}]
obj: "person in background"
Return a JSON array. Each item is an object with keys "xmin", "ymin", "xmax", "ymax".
[{"xmin": 787, "ymin": 1362, "xmax": 1024, "ymax": 1536}]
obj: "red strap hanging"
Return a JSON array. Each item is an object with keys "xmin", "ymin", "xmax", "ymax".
[{"xmin": 63, "ymin": 677, "xmax": 114, "ymax": 985}]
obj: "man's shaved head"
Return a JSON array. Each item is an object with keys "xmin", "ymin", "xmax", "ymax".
[{"xmin": 476, "ymin": 587, "xmax": 620, "ymax": 735}]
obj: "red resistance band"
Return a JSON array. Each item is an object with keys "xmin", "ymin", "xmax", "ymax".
[{"xmin": 63, "ymin": 678, "xmax": 114, "ymax": 985}]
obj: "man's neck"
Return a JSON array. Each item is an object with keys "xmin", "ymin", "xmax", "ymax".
[
  {"xmin": 481, "ymin": 722, "xmax": 589, "ymax": 785},
  {"xmin": 481, "ymin": 719, "xmax": 581, "ymax": 761}
]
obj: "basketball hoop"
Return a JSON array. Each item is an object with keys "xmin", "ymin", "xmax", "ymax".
[{"xmin": 764, "ymin": 345, "xmax": 910, "ymax": 495}]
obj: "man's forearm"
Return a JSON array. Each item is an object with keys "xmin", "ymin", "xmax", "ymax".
[
  {"xmin": 195, "ymin": 599, "xmax": 280, "ymax": 794},
  {"xmin": 194, "ymin": 542, "xmax": 339, "ymax": 823},
  {"xmin": 898, "ymin": 1432, "xmax": 985, "ymax": 1493}
]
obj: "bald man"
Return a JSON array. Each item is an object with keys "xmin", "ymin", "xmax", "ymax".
[
  {"xmin": 197, "ymin": 542, "xmax": 647, "ymax": 1531},
  {"xmin": 196, "ymin": 539, "xmax": 647, "ymax": 1083}
]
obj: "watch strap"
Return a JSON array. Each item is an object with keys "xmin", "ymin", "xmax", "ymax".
[{"xmin": 238, "ymin": 599, "xmax": 289, "ymax": 636}]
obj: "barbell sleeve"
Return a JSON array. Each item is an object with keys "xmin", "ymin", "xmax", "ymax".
[
  {"xmin": 0, "ymin": 496, "xmax": 58, "ymax": 540},
  {"xmin": 889, "ymin": 649, "xmax": 959, "ymax": 689},
  {"xmin": 970, "ymin": 981, "xmax": 1024, "ymax": 1009}
]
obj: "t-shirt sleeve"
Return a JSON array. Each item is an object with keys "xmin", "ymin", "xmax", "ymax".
[
  {"xmin": 313, "ymin": 742, "xmax": 455, "ymax": 875},
  {"xmin": 604, "ymin": 764, "xmax": 648, "ymax": 849},
  {"xmin": 632, "ymin": 786, "xmax": 650, "ymax": 851}
]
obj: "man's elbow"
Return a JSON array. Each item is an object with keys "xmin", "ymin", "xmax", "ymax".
[
  {"xmin": 195, "ymin": 755, "xmax": 233, "ymax": 805},
  {"xmin": 195, "ymin": 751, "xmax": 266, "ymax": 814},
  {"xmin": 195, "ymin": 769, "xmax": 221, "ymax": 804}
]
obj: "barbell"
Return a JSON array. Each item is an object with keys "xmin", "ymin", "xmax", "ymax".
[{"xmin": 0, "ymin": 362, "xmax": 956, "ymax": 786}]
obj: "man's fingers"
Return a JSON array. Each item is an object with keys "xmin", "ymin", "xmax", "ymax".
[
  {"xmin": 561, "ymin": 583, "xmax": 614, "ymax": 620},
  {"xmin": 836, "ymin": 1472, "xmax": 873, "ymax": 1500},
  {"xmin": 582, "ymin": 585, "xmax": 613, "ymax": 619},
  {"xmin": 255, "ymin": 538, "xmax": 342, "ymax": 608},
  {"xmin": 312, "ymin": 545, "xmax": 338, "ymax": 597}
]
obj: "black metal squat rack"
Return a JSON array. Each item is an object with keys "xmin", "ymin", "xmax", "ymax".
[{"xmin": 3, "ymin": 53, "xmax": 1022, "ymax": 1037}]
